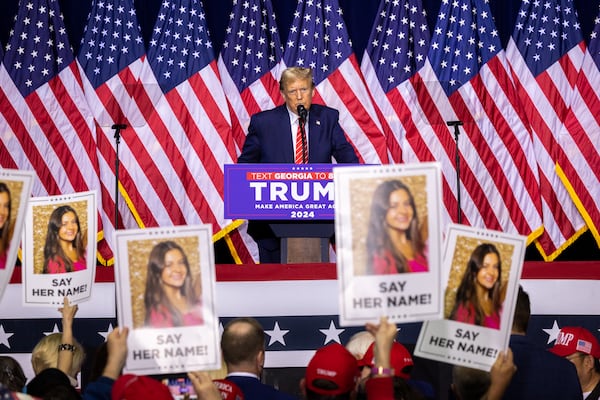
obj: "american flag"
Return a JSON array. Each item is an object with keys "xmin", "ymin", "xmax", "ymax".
[
  {"xmin": 404, "ymin": 0, "xmax": 543, "ymax": 236},
  {"xmin": 555, "ymin": 3, "xmax": 600, "ymax": 248},
  {"xmin": 216, "ymin": 0, "xmax": 285, "ymax": 263},
  {"xmin": 76, "ymin": 0, "xmax": 147, "ymax": 262},
  {"xmin": 360, "ymin": 0, "xmax": 431, "ymax": 164},
  {"xmin": 82, "ymin": 0, "xmax": 239, "ymax": 249},
  {"xmin": 0, "ymin": 47, "xmax": 21, "ymax": 170},
  {"xmin": 0, "ymin": 0, "xmax": 111, "ymax": 259},
  {"xmin": 282, "ymin": 0, "xmax": 390, "ymax": 164},
  {"xmin": 139, "ymin": 0, "xmax": 238, "ymax": 237},
  {"xmin": 217, "ymin": 0, "xmax": 284, "ymax": 153},
  {"xmin": 505, "ymin": 0, "xmax": 586, "ymax": 259},
  {"xmin": 1, "ymin": 263, "xmax": 598, "ymax": 382}
]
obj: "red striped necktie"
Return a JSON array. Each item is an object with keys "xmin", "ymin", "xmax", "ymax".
[{"xmin": 295, "ymin": 120, "xmax": 307, "ymax": 163}]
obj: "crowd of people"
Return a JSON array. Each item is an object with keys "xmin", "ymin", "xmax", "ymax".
[{"xmin": 1, "ymin": 286, "xmax": 599, "ymax": 400}]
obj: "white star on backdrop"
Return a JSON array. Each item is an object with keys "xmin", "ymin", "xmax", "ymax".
[
  {"xmin": 98, "ymin": 323, "xmax": 114, "ymax": 341},
  {"xmin": 43, "ymin": 323, "xmax": 61, "ymax": 336},
  {"xmin": 265, "ymin": 321, "xmax": 289, "ymax": 346},
  {"xmin": 0, "ymin": 325, "xmax": 14, "ymax": 349},
  {"xmin": 542, "ymin": 320, "xmax": 562, "ymax": 344},
  {"xmin": 319, "ymin": 320, "xmax": 344, "ymax": 345}
]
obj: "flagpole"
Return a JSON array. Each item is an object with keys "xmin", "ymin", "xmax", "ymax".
[{"xmin": 447, "ymin": 120, "xmax": 463, "ymax": 224}]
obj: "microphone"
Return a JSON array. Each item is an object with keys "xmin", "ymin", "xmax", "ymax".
[
  {"xmin": 297, "ymin": 105, "xmax": 307, "ymax": 122},
  {"xmin": 112, "ymin": 124, "xmax": 127, "ymax": 130}
]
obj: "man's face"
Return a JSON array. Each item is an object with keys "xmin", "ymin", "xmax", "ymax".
[
  {"xmin": 566, "ymin": 352, "xmax": 591, "ymax": 387},
  {"xmin": 281, "ymin": 77, "xmax": 314, "ymax": 115}
]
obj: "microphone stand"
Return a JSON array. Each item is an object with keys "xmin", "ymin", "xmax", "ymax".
[
  {"xmin": 111, "ymin": 124, "xmax": 127, "ymax": 230},
  {"xmin": 446, "ymin": 120, "xmax": 463, "ymax": 224}
]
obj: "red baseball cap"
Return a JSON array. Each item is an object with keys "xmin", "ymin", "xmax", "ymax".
[
  {"xmin": 305, "ymin": 343, "xmax": 358, "ymax": 396},
  {"xmin": 360, "ymin": 341, "xmax": 414, "ymax": 380},
  {"xmin": 213, "ymin": 379, "xmax": 245, "ymax": 400},
  {"xmin": 112, "ymin": 374, "xmax": 173, "ymax": 400},
  {"xmin": 549, "ymin": 326, "xmax": 600, "ymax": 358}
]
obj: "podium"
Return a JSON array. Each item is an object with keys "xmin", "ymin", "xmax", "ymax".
[
  {"xmin": 269, "ymin": 221, "xmax": 334, "ymax": 263},
  {"xmin": 223, "ymin": 163, "xmax": 339, "ymax": 264}
]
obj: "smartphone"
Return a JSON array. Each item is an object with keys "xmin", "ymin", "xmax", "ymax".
[{"xmin": 162, "ymin": 377, "xmax": 197, "ymax": 400}]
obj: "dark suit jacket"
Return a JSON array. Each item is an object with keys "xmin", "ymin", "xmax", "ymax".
[
  {"xmin": 237, "ymin": 104, "xmax": 359, "ymax": 163},
  {"xmin": 226, "ymin": 375, "xmax": 299, "ymax": 400},
  {"xmin": 502, "ymin": 334, "xmax": 582, "ymax": 400}
]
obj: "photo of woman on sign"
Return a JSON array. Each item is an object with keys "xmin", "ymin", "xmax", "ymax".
[
  {"xmin": 0, "ymin": 183, "xmax": 12, "ymax": 270},
  {"xmin": 366, "ymin": 179, "xmax": 428, "ymax": 274},
  {"xmin": 144, "ymin": 240, "xmax": 203, "ymax": 328},
  {"xmin": 449, "ymin": 243, "xmax": 504, "ymax": 329},
  {"xmin": 42, "ymin": 205, "xmax": 87, "ymax": 274}
]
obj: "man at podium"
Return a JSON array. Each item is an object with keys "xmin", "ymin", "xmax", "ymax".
[{"xmin": 237, "ymin": 66, "xmax": 359, "ymax": 263}]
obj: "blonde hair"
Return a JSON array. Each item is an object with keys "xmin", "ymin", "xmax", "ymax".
[
  {"xmin": 345, "ymin": 330, "xmax": 375, "ymax": 360},
  {"xmin": 31, "ymin": 333, "xmax": 85, "ymax": 378},
  {"xmin": 279, "ymin": 67, "xmax": 314, "ymax": 91}
]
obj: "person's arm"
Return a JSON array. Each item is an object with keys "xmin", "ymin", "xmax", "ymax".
[
  {"xmin": 57, "ymin": 297, "xmax": 78, "ymax": 377},
  {"xmin": 187, "ymin": 371, "xmax": 222, "ymax": 400},
  {"xmin": 482, "ymin": 349, "xmax": 516, "ymax": 400},
  {"xmin": 101, "ymin": 327, "xmax": 129, "ymax": 380},
  {"xmin": 82, "ymin": 327, "xmax": 129, "ymax": 400},
  {"xmin": 365, "ymin": 316, "xmax": 397, "ymax": 373},
  {"xmin": 363, "ymin": 316, "xmax": 397, "ymax": 400}
]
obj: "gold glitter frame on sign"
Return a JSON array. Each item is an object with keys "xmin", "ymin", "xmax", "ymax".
[
  {"xmin": 0, "ymin": 179, "xmax": 24, "ymax": 249},
  {"xmin": 348, "ymin": 174, "xmax": 428, "ymax": 276},
  {"xmin": 32, "ymin": 200, "xmax": 89, "ymax": 274},
  {"xmin": 443, "ymin": 236, "xmax": 514, "ymax": 320},
  {"xmin": 127, "ymin": 236, "xmax": 202, "ymax": 329}
]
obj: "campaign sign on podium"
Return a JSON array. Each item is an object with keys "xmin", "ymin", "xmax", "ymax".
[
  {"xmin": 225, "ymin": 164, "xmax": 355, "ymax": 263},
  {"xmin": 224, "ymin": 164, "xmax": 338, "ymax": 220}
]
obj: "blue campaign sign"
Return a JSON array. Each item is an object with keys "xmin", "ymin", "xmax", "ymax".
[{"xmin": 224, "ymin": 164, "xmax": 337, "ymax": 220}]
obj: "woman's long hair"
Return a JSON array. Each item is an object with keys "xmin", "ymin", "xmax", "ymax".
[
  {"xmin": 366, "ymin": 180, "xmax": 425, "ymax": 273},
  {"xmin": 144, "ymin": 241, "xmax": 198, "ymax": 327},
  {"xmin": 450, "ymin": 243, "xmax": 503, "ymax": 326},
  {"xmin": 42, "ymin": 205, "xmax": 85, "ymax": 273},
  {"xmin": 0, "ymin": 183, "xmax": 11, "ymax": 256}
]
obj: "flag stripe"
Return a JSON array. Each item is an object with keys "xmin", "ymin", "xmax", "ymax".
[
  {"xmin": 92, "ymin": 82, "xmax": 159, "ymax": 228},
  {"xmin": 510, "ymin": 75, "xmax": 578, "ymax": 241},
  {"xmin": 127, "ymin": 84, "xmax": 193, "ymax": 224},
  {"xmin": 406, "ymin": 71, "xmax": 468, "ymax": 224},
  {"xmin": 384, "ymin": 84, "xmax": 459, "ymax": 222},
  {"xmin": 412, "ymin": 67, "xmax": 496, "ymax": 227},
  {"xmin": 506, "ymin": 0, "xmax": 586, "ymax": 258},
  {"xmin": 465, "ymin": 65, "xmax": 531, "ymax": 230},
  {"xmin": 449, "ymin": 90, "xmax": 503, "ymax": 230},
  {"xmin": 0, "ymin": 86, "xmax": 59, "ymax": 194}
]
